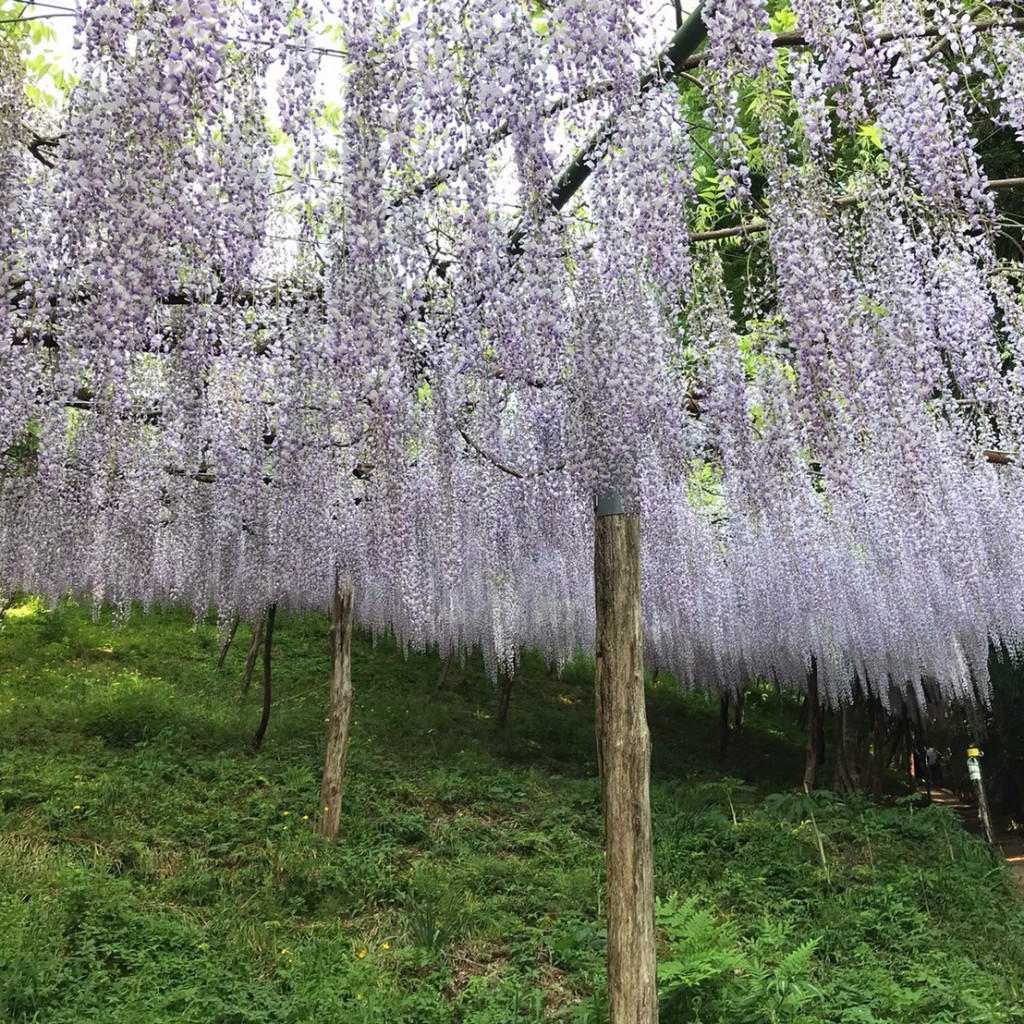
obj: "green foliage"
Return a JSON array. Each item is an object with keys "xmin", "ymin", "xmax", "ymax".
[
  {"xmin": 403, "ymin": 894, "xmax": 464, "ymax": 954},
  {"xmin": 657, "ymin": 893, "xmax": 822, "ymax": 1023},
  {"xmin": 1, "ymin": 1, "xmax": 76, "ymax": 111},
  {"xmin": 0, "ymin": 599, "xmax": 1022, "ymax": 1021}
]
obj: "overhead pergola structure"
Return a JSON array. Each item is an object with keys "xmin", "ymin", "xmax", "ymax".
[
  {"xmin": 5, "ymin": 0, "xmax": 1024, "ymax": 696},
  {"xmin": 3, "ymin": 3, "xmax": 1024, "ymax": 1020}
]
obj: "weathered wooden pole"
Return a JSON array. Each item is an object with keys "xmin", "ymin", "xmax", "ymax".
[
  {"xmin": 216, "ymin": 612, "xmax": 241, "ymax": 669},
  {"xmin": 496, "ymin": 671, "xmax": 514, "ymax": 731},
  {"xmin": 594, "ymin": 494, "xmax": 657, "ymax": 1024},
  {"xmin": 251, "ymin": 603, "xmax": 276, "ymax": 750},
  {"xmin": 802, "ymin": 656, "xmax": 821, "ymax": 793},
  {"xmin": 719, "ymin": 693, "xmax": 731, "ymax": 758},
  {"xmin": 967, "ymin": 745, "xmax": 997, "ymax": 849},
  {"xmin": 318, "ymin": 574, "xmax": 355, "ymax": 840},
  {"xmin": 238, "ymin": 612, "xmax": 266, "ymax": 694}
]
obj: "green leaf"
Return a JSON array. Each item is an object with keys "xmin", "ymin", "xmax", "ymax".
[{"xmin": 857, "ymin": 123, "xmax": 884, "ymax": 150}]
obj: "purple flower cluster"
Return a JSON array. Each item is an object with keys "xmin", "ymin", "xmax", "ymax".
[
  {"xmin": 700, "ymin": 0, "xmax": 776, "ymax": 197},
  {"xmin": 2, "ymin": 0, "xmax": 1024, "ymax": 711}
]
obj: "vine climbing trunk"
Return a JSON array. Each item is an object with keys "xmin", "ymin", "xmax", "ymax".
[
  {"xmin": 251, "ymin": 603, "xmax": 276, "ymax": 750},
  {"xmin": 319, "ymin": 575, "xmax": 354, "ymax": 840},
  {"xmin": 594, "ymin": 503, "xmax": 657, "ymax": 1024}
]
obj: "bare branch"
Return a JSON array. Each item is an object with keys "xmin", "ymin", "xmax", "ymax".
[
  {"xmin": 24, "ymin": 128, "xmax": 61, "ymax": 169},
  {"xmin": 984, "ymin": 448, "xmax": 1015, "ymax": 465},
  {"xmin": 677, "ymin": 15, "xmax": 1024, "ymax": 71},
  {"xmin": 689, "ymin": 178, "xmax": 1024, "ymax": 244},
  {"xmin": 457, "ymin": 425, "xmax": 567, "ymax": 480}
]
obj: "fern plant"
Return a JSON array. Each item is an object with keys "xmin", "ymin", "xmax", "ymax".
[{"xmin": 657, "ymin": 894, "xmax": 824, "ymax": 1023}]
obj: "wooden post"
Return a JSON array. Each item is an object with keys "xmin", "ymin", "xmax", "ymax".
[
  {"xmin": 967, "ymin": 746, "xmax": 997, "ymax": 849},
  {"xmin": 733, "ymin": 691, "xmax": 745, "ymax": 731},
  {"xmin": 803, "ymin": 657, "xmax": 821, "ymax": 793},
  {"xmin": 217, "ymin": 613, "xmax": 241, "ymax": 669},
  {"xmin": 437, "ymin": 651, "xmax": 453, "ymax": 689},
  {"xmin": 238, "ymin": 613, "xmax": 266, "ymax": 694},
  {"xmin": 719, "ymin": 693, "xmax": 731, "ymax": 758},
  {"xmin": 318, "ymin": 576, "xmax": 354, "ymax": 840},
  {"xmin": 496, "ymin": 671, "xmax": 514, "ymax": 731},
  {"xmin": 594, "ymin": 503, "xmax": 657, "ymax": 1024},
  {"xmin": 251, "ymin": 603, "xmax": 276, "ymax": 750}
]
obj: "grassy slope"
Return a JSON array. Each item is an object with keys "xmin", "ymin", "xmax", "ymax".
[{"xmin": 0, "ymin": 598, "xmax": 1022, "ymax": 1023}]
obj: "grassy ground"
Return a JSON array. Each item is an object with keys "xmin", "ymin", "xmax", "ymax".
[{"xmin": 1, "ymin": 597, "xmax": 1023, "ymax": 1023}]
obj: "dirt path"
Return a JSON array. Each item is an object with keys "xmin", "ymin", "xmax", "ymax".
[{"xmin": 929, "ymin": 787, "xmax": 1024, "ymax": 892}]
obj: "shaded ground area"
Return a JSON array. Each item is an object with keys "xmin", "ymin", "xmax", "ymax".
[{"xmin": 931, "ymin": 786, "xmax": 1024, "ymax": 891}]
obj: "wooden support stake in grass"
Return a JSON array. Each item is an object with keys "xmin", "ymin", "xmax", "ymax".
[
  {"xmin": 719, "ymin": 693, "xmax": 731, "ymax": 758},
  {"xmin": 802, "ymin": 656, "xmax": 822, "ymax": 793},
  {"xmin": 496, "ymin": 671, "xmax": 514, "ymax": 731},
  {"xmin": 239, "ymin": 613, "xmax": 266, "ymax": 694},
  {"xmin": 733, "ymin": 691, "xmax": 745, "ymax": 731},
  {"xmin": 437, "ymin": 651, "xmax": 453, "ymax": 689},
  {"xmin": 319, "ymin": 575, "xmax": 354, "ymax": 840},
  {"xmin": 594, "ymin": 502, "xmax": 657, "ymax": 1024},
  {"xmin": 217, "ymin": 613, "xmax": 241, "ymax": 669},
  {"xmin": 251, "ymin": 603, "xmax": 276, "ymax": 750}
]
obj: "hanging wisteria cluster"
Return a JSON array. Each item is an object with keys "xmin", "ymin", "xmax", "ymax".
[{"xmin": 2, "ymin": 0, "xmax": 1024, "ymax": 709}]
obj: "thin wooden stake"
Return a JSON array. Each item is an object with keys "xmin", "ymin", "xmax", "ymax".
[
  {"xmin": 496, "ymin": 671, "xmax": 514, "ymax": 731},
  {"xmin": 217, "ymin": 613, "xmax": 241, "ymax": 669},
  {"xmin": 437, "ymin": 651, "xmax": 453, "ymax": 689},
  {"xmin": 239, "ymin": 614, "xmax": 265, "ymax": 694},
  {"xmin": 719, "ymin": 693, "xmax": 731, "ymax": 758},
  {"xmin": 251, "ymin": 603, "xmax": 276, "ymax": 750},
  {"xmin": 802, "ymin": 657, "xmax": 822, "ymax": 793}
]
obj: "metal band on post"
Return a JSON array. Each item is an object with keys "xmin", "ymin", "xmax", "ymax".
[
  {"xmin": 967, "ymin": 745, "xmax": 997, "ymax": 850},
  {"xmin": 595, "ymin": 491, "xmax": 636, "ymax": 517}
]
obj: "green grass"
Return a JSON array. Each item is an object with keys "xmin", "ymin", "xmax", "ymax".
[{"xmin": 1, "ymin": 597, "xmax": 1023, "ymax": 1022}]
